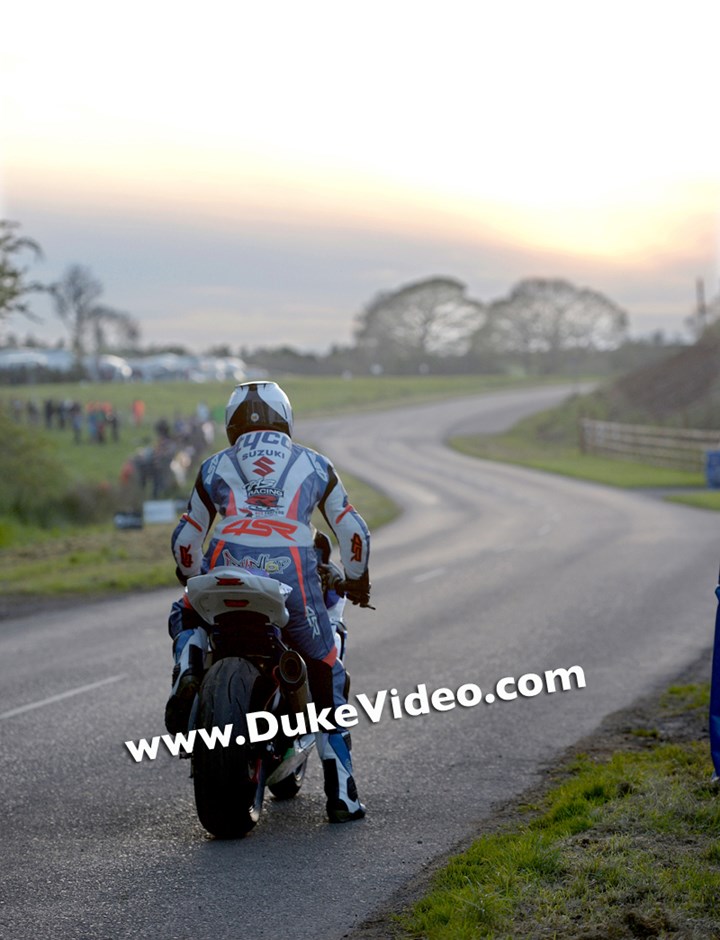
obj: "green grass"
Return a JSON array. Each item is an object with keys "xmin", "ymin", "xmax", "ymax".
[
  {"xmin": 660, "ymin": 683, "xmax": 711, "ymax": 714},
  {"xmin": 1, "ymin": 373, "xmax": 583, "ymax": 425},
  {"xmin": 401, "ymin": 685, "xmax": 719, "ymax": 939},
  {"xmin": 449, "ymin": 399, "xmax": 707, "ymax": 489},
  {"xmin": 0, "ymin": 373, "xmax": 571, "ymax": 596},
  {"xmin": 0, "ymin": 469, "xmax": 397, "ymax": 598},
  {"xmin": 665, "ymin": 491, "xmax": 720, "ymax": 511},
  {"xmin": 1, "ymin": 375, "xmax": 584, "ymax": 488},
  {"xmin": 0, "ymin": 524, "xmax": 175, "ymax": 596},
  {"xmin": 451, "ymin": 433, "xmax": 706, "ymax": 488}
]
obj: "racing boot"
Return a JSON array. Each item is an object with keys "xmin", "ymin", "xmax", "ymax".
[
  {"xmin": 317, "ymin": 731, "xmax": 366, "ymax": 823},
  {"xmin": 164, "ymin": 626, "xmax": 207, "ymax": 734}
]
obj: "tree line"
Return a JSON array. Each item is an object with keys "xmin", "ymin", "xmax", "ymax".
[
  {"xmin": 352, "ymin": 275, "xmax": 630, "ymax": 374},
  {"xmin": 2, "ymin": 217, "xmax": 713, "ymax": 378}
]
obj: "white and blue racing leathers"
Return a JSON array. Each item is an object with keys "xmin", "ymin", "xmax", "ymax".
[{"xmin": 169, "ymin": 428, "xmax": 371, "ymax": 817}]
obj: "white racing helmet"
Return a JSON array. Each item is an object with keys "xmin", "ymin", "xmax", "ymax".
[{"xmin": 225, "ymin": 381, "xmax": 294, "ymax": 445}]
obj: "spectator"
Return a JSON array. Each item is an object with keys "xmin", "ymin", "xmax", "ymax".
[
  {"xmin": 70, "ymin": 402, "xmax": 82, "ymax": 444},
  {"xmin": 132, "ymin": 399, "xmax": 145, "ymax": 427},
  {"xmin": 43, "ymin": 399, "xmax": 54, "ymax": 429},
  {"xmin": 107, "ymin": 407, "xmax": 119, "ymax": 443}
]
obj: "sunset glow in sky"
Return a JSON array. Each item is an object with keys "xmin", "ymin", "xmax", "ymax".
[{"xmin": 2, "ymin": 1, "xmax": 719, "ymax": 350}]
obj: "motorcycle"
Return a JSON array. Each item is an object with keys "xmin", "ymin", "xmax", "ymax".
[{"xmin": 181, "ymin": 560, "xmax": 350, "ymax": 839}]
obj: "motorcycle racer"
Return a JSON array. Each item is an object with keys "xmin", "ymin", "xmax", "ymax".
[{"xmin": 165, "ymin": 381, "xmax": 371, "ymax": 823}]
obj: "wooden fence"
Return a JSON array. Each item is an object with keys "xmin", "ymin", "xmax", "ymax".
[{"xmin": 579, "ymin": 419, "xmax": 720, "ymax": 471}]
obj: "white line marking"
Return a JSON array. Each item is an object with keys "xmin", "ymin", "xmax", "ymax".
[
  {"xmin": 0, "ymin": 674, "xmax": 126, "ymax": 720},
  {"xmin": 413, "ymin": 567, "xmax": 447, "ymax": 583}
]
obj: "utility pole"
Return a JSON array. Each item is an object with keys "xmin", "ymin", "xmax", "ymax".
[{"xmin": 696, "ymin": 277, "xmax": 707, "ymax": 333}]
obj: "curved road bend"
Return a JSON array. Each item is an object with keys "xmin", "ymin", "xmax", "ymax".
[{"xmin": 1, "ymin": 385, "xmax": 717, "ymax": 939}]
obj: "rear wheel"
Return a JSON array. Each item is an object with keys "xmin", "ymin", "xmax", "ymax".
[
  {"xmin": 192, "ymin": 658, "xmax": 267, "ymax": 838},
  {"xmin": 268, "ymin": 759, "xmax": 308, "ymax": 800}
]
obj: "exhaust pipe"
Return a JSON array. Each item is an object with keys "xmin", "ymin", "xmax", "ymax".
[{"xmin": 277, "ymin": 650, "xmax": 310, "ymax": 716}]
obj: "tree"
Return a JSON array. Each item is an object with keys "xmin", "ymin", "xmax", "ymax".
[
  {"xmin": 354, "ymin": 276, "xmax": 485, "ymax": 369},
  {"xmin": 0, "ymin": 219, "xmax": 47, "ymax": 322},
  {"xmin": 90, "ymin": 306, "xmax": 141, "ymax": 355},
  {"xmin": 52, "ymin": 264, "xmax": 139, "ymax": 361},
  {"xmin": 481, "ymin": 278, "xmax": 628, "ymax": 372},
  {"xmin": 204, "ymin": 343, "xmax": 234, "ymax": 358}
]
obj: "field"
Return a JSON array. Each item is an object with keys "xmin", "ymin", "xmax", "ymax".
[
  {"xmin": 1, "ymin": 372, "xmax": 579, "ymax": 422},
  {"xmin": 3, "ymin": 374, "xmax": 568, "ymax": 598},
  {"xmin": 2, "ymin": 374, "xmax": 580, "ymax": 486}
]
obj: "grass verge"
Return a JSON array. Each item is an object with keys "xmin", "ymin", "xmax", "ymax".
[
  {"xmin": 0, "ymin": 470, "xmax": 397, "ymax": 601},
  {"xmin": 665, "ymin": 491, "xmax": 720, "ymax": 511},
  {"xmin": 395, "ymin": 679, "xmax": 718, "ymax": 940},
  {"xmin": 449, "ymin": 403, "xmax": 707, "ymax": 489}
]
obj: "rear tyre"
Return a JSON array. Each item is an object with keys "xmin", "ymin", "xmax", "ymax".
[
  {"xmin": 192, "ymin": 658, "xmax": 266, "ymax": 838},
  {"xmin": 268, "ymin": 758, "xmax": 308, "ymax": 800}
]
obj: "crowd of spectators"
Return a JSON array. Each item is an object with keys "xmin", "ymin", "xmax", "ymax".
[
  {"xmin": 4, "ymin": 397, "xmax": 122, "ymax": 444},
  {"xmin": 120, "ymin": 405, "xmax": 215, "ymax": 499},
  {"xmin": 2, "ymin": 396, "xmax": 216, "ymax": 501}
]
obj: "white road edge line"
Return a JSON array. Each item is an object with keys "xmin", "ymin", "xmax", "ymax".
[
  {"xmin": 413, "ymin": 567, "xmax": 447, "ymax": 583},
  {"xmin": 0, "ymin": 674, "xmax": 127, "ymax": 720}
]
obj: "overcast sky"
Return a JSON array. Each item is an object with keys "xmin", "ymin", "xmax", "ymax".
[{"xmin": 2, "ymin": 1, "xmax": 719, "ymax": 352}]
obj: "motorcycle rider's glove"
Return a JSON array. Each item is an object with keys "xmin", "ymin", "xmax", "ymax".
[
  {"xmin": 343, "ymin": 569, "xmax": 371, "ymax": 607},
  {"xmin": 175, "ymin": 565, "xmax": 189, "ymax": 587}
]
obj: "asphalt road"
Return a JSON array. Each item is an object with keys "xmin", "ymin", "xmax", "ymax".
[{"xmin": 1, "ymin": 385, "xmax": 717, "ymax": 940}]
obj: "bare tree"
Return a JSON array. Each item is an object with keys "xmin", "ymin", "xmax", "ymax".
[
  {"xmin": 482, "ymin": 278, "xmax": 628, "ymax": 371},
  {"xmin": 0, "ymin": 220, "xmax": 48, "ymax": 322},
  {"xmin": 354, "ymin": 276, "xmax": 485, "ymax": 369},
  {"xmin": 90, "ymin": 306, "xmax": 140, "ymax": 355},
  {"xmin": 52, "ymin": 264, "xmax": 139, "ymax": 361}
]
